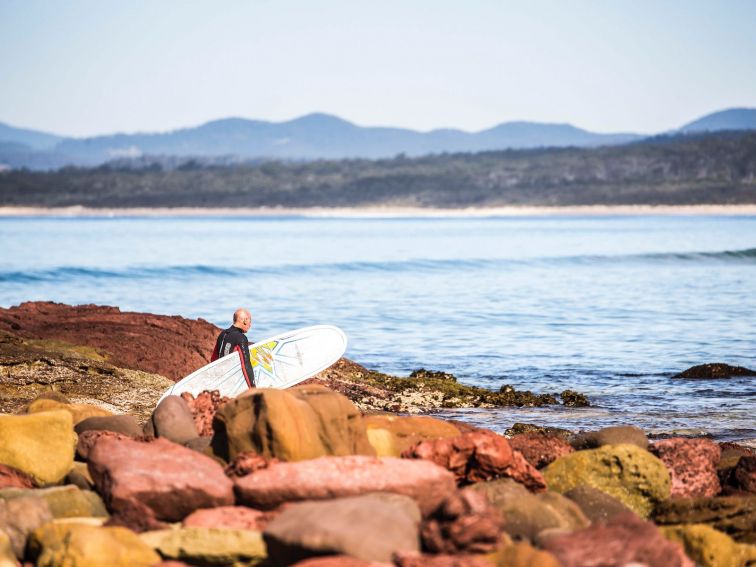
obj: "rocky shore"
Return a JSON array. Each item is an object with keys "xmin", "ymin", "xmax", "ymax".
[{"xmin": 0, "ymin": 302, "xmax": 755, "ymax": 566}]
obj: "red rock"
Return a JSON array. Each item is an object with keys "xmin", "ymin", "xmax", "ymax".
[
  {"xmin": 76, "ymin": 430, "xmax": 133, "ymax": 461},
  {"xmin": 181, "ymin": 390, "xmax": 230, "ymax": 436},
  {"xmin": 292, "ymin": 558, "xmax": 374, "ymax": 567},
  {"xmin": 420, "ymin": 488, "xmax": 503, "ymax": 554},
  {"xmin": 650, "ymin": 438, "xmax": 721, "ymax": 498},
  {"xmin": 540, "ymin": 512, "xmax": 694, "ymax": 567},
  {"xmin": 0, "ymin": 301, "xmax": 219, "ymax": 381},
  {"xmin": 509, "ymin": 433, "xmax": 574, "ymax": 469},
  {"xmin": 0, "ymin": 463, "xmax": 35, "ymax": 489},
  {"xmin": 402, "ymin": 430, "xmax": 546, "ymax": 492},
  {"xmin": 225, "ymin": 452, "xmax": 278, "ymax": 478},
  {"xmin": 732, "ymin": 456, "xmax": 756, "ymax": 493},
  {"xmin": 234, "ymin": 455, "xmax": 456, "ymax": 516},
  {"xmin": 183, "ymin": 505, "xmax": 274, "ymax": 530},
  {"xmin": 88, "ymin": 436, "xmax": 234, "ymax": 524}
]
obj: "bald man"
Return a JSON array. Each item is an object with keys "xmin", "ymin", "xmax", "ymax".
[{"xmin": 210, "ymin": 308, "xmax": 255, "ymax": 387}]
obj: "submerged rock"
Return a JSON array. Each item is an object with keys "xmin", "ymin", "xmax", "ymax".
[
  {"xmin": 560, "ymin": 390, "xmax": 590, "ymax": 407},
  {"xmin": 673, "ymin": 363, "xmax": 756, "ymax": 379}
]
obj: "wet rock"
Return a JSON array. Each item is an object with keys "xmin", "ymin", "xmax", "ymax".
[
  {"xmin": 26, "ymin": 398, "xmax": 113, "ymax": 424},
  {"xmin": 402, "ymin": 430, "xmax": 546, "ymax": 492},
  {"xmin": 88, "ymin": 436, "xmax": 234, "ymax": 524},
  {"xmin": 0, "ymin": 485, "xmax": 107, "ymax": 518},
  {"xmin": 650, "ymin": 437, "xmax": 721, "ymax": 498},
  {"xmin": 76, "ymin": 429, "xmax": 133, "ymax": 461},
  {"xmin": 564, "ymin": 484, "xmax": 635, "ymax": 523},
  {"xmin": 140, "ymin": 527, "xmax": 267, "ymax": 565},
  {"xmin": 74, "ymin": 414, "xmax": 142, "ymax": 437},
  {"xmin": 0, "ymin": 496, "xmax": 53, "ymax": 559},
  {"xmin": 560, "ymin": 390, "xmax": 589, "ymax": 407},
  {"xmin": 364, "ymin": 414, "xmax": 461, "ymax": 457},
  {"xmin": 183, "ymin": 506, "xmax": 273, "ymax": 530},
  {"xmin": 485, "ymin": 541, "xmax": 562, "ymax": 567},
  {"xmin": 571, "ymin": 425, "xmax": 648, "ymax": 450},
  {"xmin": 234, "ymin": 455, "xmax": 456, "ymax": 516},
  {"xmin": 420, "ymin": 488, "xmax": 503, "ymax": 554},
  {"xmin": 543, "ymin": 443, "xmax": 670, "ymax": 517},
  {"xmin": 661, "ymin": 524, "xmax": 755, "ymax": 567},
  {"xmin": 509, "ymin": 433, "xmax": 574, "ymax": 469},
  {"xmin": 471, "ymin": 479, "xmax": 588, "ymax": 542},
  {"xmin": 674, "ymin": 363, "xmax": 756, "ymax": 379},
  {"xmin": 540, "ymin": 512, "xmax": 693, "ymax": 567},
  {"xmin": 411, "ymin": 368, "xmax": 457, "ymax": 381},
  {"xmin": 264, "ymin": 493, "xmax": 421, "ymax": 564},
  {"xmin": 0, "ymin": 301, "xmax": 220, "ymax": 381},
  {"xmin": 504, "ymin": 422, "xmax": 572, "ymax": 439},
  {"xmin": 0, "ymin": 463, "xmax": 35, "ymax": 489},
  {"xmin": 151, "ymin": 395, "xmax": 199, "ymax": 445},
  {"xmin": 180, "ymin": 390, "xmax": 230, "ymax": 437},
  {"xmin": 211, "ymin": 385, "xmax": 375, "ymax": 462},
  {"xmin": 0, "ymin": 410, "xmax": 75, "ymax": 485},
  {"xmin": 29, "ymin": 521, "xmax": 161, "ymax": 567},
  {"xmin": 653, "ymin": 495, "xmax": 756, "ymax": 544}
]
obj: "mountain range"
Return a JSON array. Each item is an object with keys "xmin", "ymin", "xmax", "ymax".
[{"xmin": 0, "ymin": 107, "xmax": 754, "ymax": 170}]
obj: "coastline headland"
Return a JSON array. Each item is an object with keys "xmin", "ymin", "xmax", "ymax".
[{"xmin": 0, "ymin": 301, "xmax": 754, "ymax": 565}]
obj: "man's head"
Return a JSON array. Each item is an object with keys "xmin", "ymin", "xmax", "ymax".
[{"xmin": 233, "ymin": 308, "xmax": 252, "ymax": 333}]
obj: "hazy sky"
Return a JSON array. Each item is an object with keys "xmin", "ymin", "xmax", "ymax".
[{"xmin": 1, "ymin": 0, "xmax": 755, "ymax": 137}]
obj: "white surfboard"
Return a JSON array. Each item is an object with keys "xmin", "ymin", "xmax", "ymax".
[{"xmin": 158, "ymin": 325, "xmax": 347, "ymax": 403}]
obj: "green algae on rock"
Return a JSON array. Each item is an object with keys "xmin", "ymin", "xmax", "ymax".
[
  {"xmin": 543, "ymin": 444, "xmax": 671, "ymax": 518},
  {"xmin": 661, "ymin": 524, "xmax": 756, "ymax": 567},
  {"xmin": 140, "ymin": 527, "xmax": 267, "ymax": 565}
]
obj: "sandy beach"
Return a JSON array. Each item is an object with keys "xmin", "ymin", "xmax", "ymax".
[{"xmin": 2, "ymin": 204, "xmax": 756, "ymax": 218}]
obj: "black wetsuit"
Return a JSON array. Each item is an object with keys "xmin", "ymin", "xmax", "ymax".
[{"xmin": 211, "ymin": 325, "xmax": 255, "ymax": 387}]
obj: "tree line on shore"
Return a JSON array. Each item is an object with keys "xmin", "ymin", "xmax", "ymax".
[{"xmin": 1, "ymin": 131, "xmax": 755, "ymax": 208}]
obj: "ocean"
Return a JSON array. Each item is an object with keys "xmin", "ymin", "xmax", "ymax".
[{"xmin": 1, "ymin": 214, "xmax": 754, "ymax": 441}]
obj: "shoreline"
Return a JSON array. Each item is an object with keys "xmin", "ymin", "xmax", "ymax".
[{"xmin": 1, "ymin": 204, "xmax": 756, "ymax": 218}]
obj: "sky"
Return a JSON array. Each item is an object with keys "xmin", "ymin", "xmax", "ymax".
[{"xmin": 1, "ymin": 0, "xmax": 755, "ymax": 138}]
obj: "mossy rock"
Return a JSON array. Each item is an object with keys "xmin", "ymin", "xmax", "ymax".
[
  {"xmin": 140, "ymin": 527, "xmax": 266, "ymax": 565},
  {"xmin": 543, "ymin": 444, "xmax": 670, "ymax": 518},
  {"xmin": 29, "ymin": 521, "xmax": 160, "ymax": 567},
  {"xmin": 661, "ymin": 524, "xmax": 756, "ymax": 567},
  {"xmin": 0, "ymin": 410, "xmax": 75, "ymax": 486},
  {"xmin": 0, "ymin": 486, "xmax": 107, "ymax": 518}
]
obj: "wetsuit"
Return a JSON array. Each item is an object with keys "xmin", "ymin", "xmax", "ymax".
[{"xmin": 211, "ymin": 325, "xmax": 255, "ymax": 387}]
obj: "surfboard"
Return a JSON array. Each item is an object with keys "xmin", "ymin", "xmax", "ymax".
[{"xmin": 157, "ymin": 325, "xmax": 347, "ymax": 403}]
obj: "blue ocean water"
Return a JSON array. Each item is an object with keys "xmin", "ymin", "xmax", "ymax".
[{"xmin": 1, "ymin": 214, "xmax": 755, "ymax": 441}]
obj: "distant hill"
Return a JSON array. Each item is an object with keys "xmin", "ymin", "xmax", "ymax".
[
  {"xmin": 680, "ymin": 108, "xmax": 756, "ymax": 133},
  {"xmin": 2, "ymin": 130, "xmax": 754, "ymax": 208},
  {"xmin": 1, "ymin": 107, "xmax": 755, "ymax": 170}
]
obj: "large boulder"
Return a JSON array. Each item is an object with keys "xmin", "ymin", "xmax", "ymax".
[
  {"xmin": 402, "ymin": 430, "xmax": 546, "ymax": 492},
  {"xmin": 0, "ymin": 485, "xmax": 107, "ymax": 518},
  {"xmin": 540, "ymin": 512, "xmax": 693, "ymax": 567},
  {"xmin": 0, "ymin": 410, "xmax": 75, "ymax": 485},
  {"xmin": 234, "ymin": 455, "xmax": 456, "ymax": 516},
  {"xmin": 650, "ymin": 437, "xmax": 721, "ymax": 498},
  {"xmin": 140, "ymin": 527, "xmax": 267, "ymax": 565},
  {"xmin": 509, "ymin": 433, "xmax": 574, "ymax": 469},
  {"xmin": 211, "ymin": 385, "xmax": 375, "ymax": 462},
  {"xmin": 88, "ymin": 436, "xmax": 234, "ymax": 524},
  {"xmin": 543, "ymin": 443, "xmax": 670, "ymax": 517},
  {"xmin": 653, "ymin": 495, "xmax": 756, "ymax": 544},
  {"xmin": 150, "ymin": 395, "xmax": 199, "ymax": 445},
  {"xmin": 0, "ymin": 496, "xmax": 53, "ymax": 559},
  {"xmin": 661, "ymin": 524, "xmax": 756, "ymax": 567},
  {"xmin": 471, "ymin": 479, "xmax": 588, "ymax": 542},
  {"xmin": 28, "ymin": 521, "xmax": 161, "ymax": 567},
  {"xmin": 364, "ymin": 415, "xmax": 460, "ymax": 457},
  {"xmin": 264, "ymin": 493, "xmax": 421, "ymax": 565},
  {"xmin": 563, "ymin": 484, "xmax": 636, "ymax": 523}
]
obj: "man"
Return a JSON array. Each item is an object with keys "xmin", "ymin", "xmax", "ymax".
[{"xmin": 211, "ymin": 308, "xmax": 256, "ymax": 387}]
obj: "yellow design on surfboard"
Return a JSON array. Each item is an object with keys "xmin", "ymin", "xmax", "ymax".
[{"xmin": 250, "ymin": 340, "xmax": 277, "ymax": 372}]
